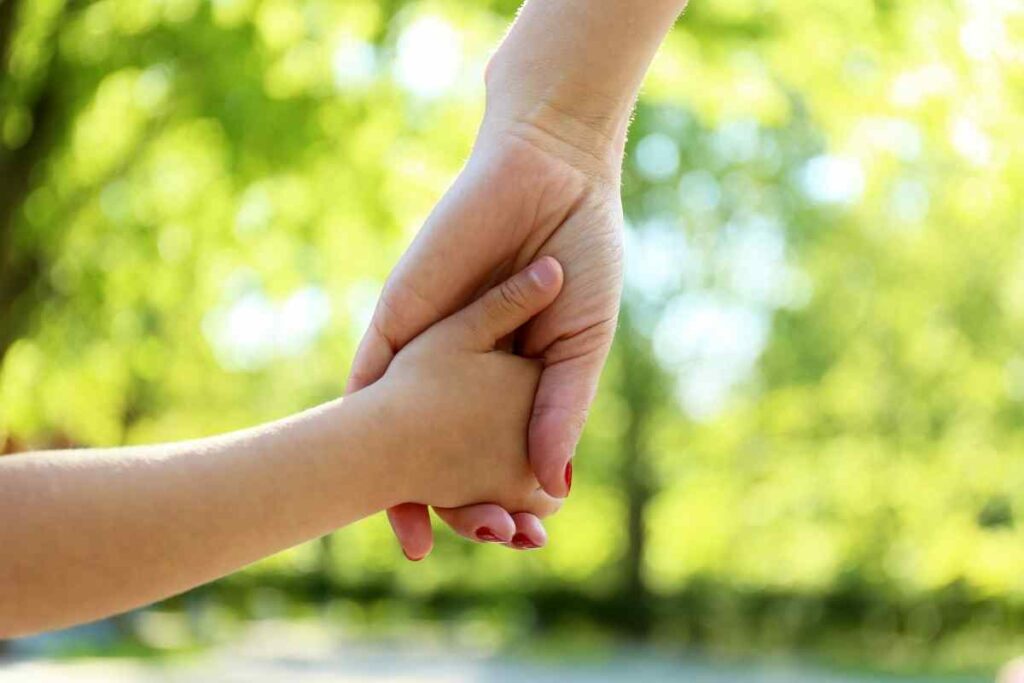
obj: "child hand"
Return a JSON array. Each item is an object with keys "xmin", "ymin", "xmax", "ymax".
[{"xmin": 366, "ymin": 257, "xmax": 566, "ymax": 519}]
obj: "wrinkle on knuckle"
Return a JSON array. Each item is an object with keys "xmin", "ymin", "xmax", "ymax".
[
  {"xmin": 543, "ymin": 316, "xmax": 618, "ymax": 365},
  {"xmin": 497, "ymin": 278, "xmax": 528, "ymax": 314}
]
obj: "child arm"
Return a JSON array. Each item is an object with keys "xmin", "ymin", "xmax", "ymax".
[{"xmin": 0, "ymin": 258, "xmax": 563, "ymax": 638}]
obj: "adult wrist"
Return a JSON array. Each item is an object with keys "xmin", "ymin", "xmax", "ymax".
[
  {"xmin": 482, "ymin": 60, "xmax": 628, "ymax": 179},
  {"xmin": 477, "ymin": 107, "xmax": 625, "ymax": 190}
]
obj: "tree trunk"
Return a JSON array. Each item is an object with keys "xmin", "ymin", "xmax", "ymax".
[
  {"xmin": 0, "ymin": 0, "xmax": 64, "ymax": 364},
  {"xmin": 616, "ymin": 305, "xmax": 663, "ymax": 635}
]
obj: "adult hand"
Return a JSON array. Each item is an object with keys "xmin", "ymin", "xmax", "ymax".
[{"xmin": 346, "ymin": 0, "xmax": 685, "ymax": 559}]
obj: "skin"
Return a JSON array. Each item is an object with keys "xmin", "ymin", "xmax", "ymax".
[
  {"xmin": 348, "ymin": 0, "xmax": 691, "ymax": 559},
  {"xmin": 0, "ymin": 259, "xmax": 564, "ymax": 639},
  {"xmin": 1000, "ymin": 659, "xmax": 1024, "ymax": 683}
]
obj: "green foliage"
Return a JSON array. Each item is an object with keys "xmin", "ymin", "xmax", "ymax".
[{"xmin": 2, "ymin": 0, "xmax": 1024, "ymax": 672}]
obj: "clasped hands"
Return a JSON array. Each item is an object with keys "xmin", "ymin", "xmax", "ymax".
[
  {"xmin": 341, "ymin": 0, "xmax": 694, "ymax": 561},
  {"xmin": 345, "ymin": 117, "xmax": 625, "ymax": 559}
]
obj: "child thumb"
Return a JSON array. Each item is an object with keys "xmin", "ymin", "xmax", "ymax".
[{"xmin": 455, "ymin": 257, "xmax": 563, "ymax": 349}]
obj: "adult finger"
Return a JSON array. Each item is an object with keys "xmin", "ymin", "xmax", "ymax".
[
  {"xmin": 433, "ymin": 505, "xmax": 516, "ymax": 544},
  {"xmin": 345, "ymin": 324, "xmax": 395, "ymax": 394},
  {"xmin": 529, "ymin": 349, "xmax": 610, "ymax": 497},
  {"xmin": 386, "ymin": 503, "xmax": 433, "ymax": 561},
  {"xmin": 507, "ymin": 513, "xmax": 548, "ymax": 550}
]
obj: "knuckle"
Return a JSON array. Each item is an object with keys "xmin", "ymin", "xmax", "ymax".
[{"xmin": 496, "ymin": 278, "xmax": 529, "ymax": 314}]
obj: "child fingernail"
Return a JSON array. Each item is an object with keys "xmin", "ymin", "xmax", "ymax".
[
  {"xmin": 511, "ymin": 533, "xmax": 540, "ymax": 550},
  {"xmin": 476, "ymin": 527, "xmax": 504, "ymax": 542},
  {"xmin": 564, "ymin": 461, "xmax": 573, "ymax": 494},
  {"xmin": 529, "ymin": 259, "xmax": 558, "ymax": 288},
  {"xmin": 402, "ymin": 549, "xmax": 424, "ymax": 562}
]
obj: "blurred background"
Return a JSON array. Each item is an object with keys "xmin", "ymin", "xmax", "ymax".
[{"xmin": 1, "ymin": 0, "xmax": 1023, "ymax": 680}]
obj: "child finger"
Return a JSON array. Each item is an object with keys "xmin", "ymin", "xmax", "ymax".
[{"xmin": 452, "ymin": 257, "xmax": 563, "ymax": 349}]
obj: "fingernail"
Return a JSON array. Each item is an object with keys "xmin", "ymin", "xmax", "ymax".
[
  {"xmin": 402, "ymin": 549, "xmax": 424, "ymax": 562},
  {"xmin": 511, "ymin": 533, "xmax": 540, "ymax": 550},
  {"xmin": 528, "ymin": 259, "xmax": 558, "ymax": 288},
  {"xmin": 564, "ymin": 460, "xmax": 573, "ymax": 494},
  {"xmin": 476, "ymin": 527, "xmax": 504, "ymax": 543}
]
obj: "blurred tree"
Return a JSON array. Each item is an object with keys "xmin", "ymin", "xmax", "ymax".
[
  {"xmin": 613, "ymin": 303, "xmax": 670, "ymax": 634},
  {"xmin": 0, "ymin": 0, "xmax": 58, "ymax": 361}
]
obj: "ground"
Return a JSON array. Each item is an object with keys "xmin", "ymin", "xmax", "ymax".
[{"xmin": 0, "ymin": 621, "xmax": 989, "ymax": 683}]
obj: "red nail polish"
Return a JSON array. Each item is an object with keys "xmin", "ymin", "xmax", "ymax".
[
  {"xmin": 476, "ymin": 527, "xmax": 503, "ymax": 542},
  {"xmin": 564, "ymin": 460, "xmax": 573, "ymax": 494},
  {"xmin": 511, "ymin": 533, "xmax": 540, "ymax": 550}
]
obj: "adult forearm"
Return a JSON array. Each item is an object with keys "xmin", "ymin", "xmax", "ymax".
[
  {"xmin": 484, "ymin": 0, "xmax": 688, "ymax": 169},
  {"xmin": 0, "ymin": 396, "xmax": 394, "ymax": 638}
]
